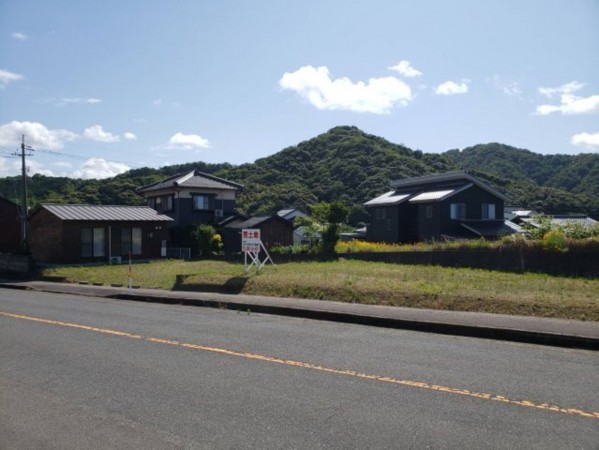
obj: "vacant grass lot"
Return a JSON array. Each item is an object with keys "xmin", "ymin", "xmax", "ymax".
[{"xmin": 41, "ymin": 259, "xmax": 599, "ymax": 321}]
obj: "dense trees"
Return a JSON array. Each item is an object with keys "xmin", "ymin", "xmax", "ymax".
[{"xmin": 1, "ymin": 126, "xmax": 597, "ymax": 219}]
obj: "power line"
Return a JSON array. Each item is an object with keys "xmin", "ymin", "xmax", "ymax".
[{"xmin": 35, "ymin": 147, "xmax": 145, "ymax": 168}]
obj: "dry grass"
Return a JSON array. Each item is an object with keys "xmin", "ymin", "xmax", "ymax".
[{"xmin": 41, "ymin": 259, "xmax": 599, "ymax": 321}]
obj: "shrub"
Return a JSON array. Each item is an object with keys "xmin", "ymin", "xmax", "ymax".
[
  {"xmin": 191, "ymin": 224, "xmax": 217, "ymax": 257},
  {"xmin": 543, "ymin": 229, "xmax": 568, "ymax": 253},
  {"xmin": 212, "ymin": 233, "xmax": 223, "ymax": 254}
]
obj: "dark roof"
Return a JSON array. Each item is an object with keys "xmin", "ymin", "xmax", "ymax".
[
  {"xmin": 460, "ymin": 220, "xmax": 523, "ymax": 238},
  {"xmin": 389, "ymin": 172, "xmax": 508, "ymax": 202},
  {"xmin": 225, "ymin": 215, "xmax": 292, "ymax": 229},
  {"xmin": 37, "ymin": 204, "xmax": 173, "ymax": 222},
  {"xmin": 137, "ymin": 170, "xmax": 243, "ymax": 194}
]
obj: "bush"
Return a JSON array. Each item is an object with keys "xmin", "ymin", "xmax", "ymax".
[
  {"xmin": 271, "ymin": 244, "xmax": 313, "ymax": 255},
  {"xmin": 191, "ymin": 224, "xmax": 217, "ymax": 257},
  {"xmin": 543, "ymin": 229, "xmax": 568, "ymax": 253}
]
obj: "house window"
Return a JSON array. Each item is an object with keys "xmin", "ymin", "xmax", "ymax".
[
  {"xmin": 450, "ymin": 203, "xmax": 466, "ymax": 220},
  {"xmin": 375, "ymin": 208, "xmax": 386, "ymax": 220},
  {"xmin": 193, "ymin": 195, "xmax": 213, "ymax": 210},
  {"xmin": 121, "ymin": 227, "xmax": 142, "ymax": 255},
  {"xmin": 482, "ymin": 203, "xmax": 496, "ymax": 220},
  {"xmin": 426, "ymin": 205, "xmax": 433, "ymax": 219},
  {"xmin": 81, "ymin": 227, "xmax": 105, "ymax": 257},
  {"xmin": 149, "ymin": 195, "xmax": 174, "ymax": 212}
]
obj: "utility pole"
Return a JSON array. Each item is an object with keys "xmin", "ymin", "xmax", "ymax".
[{"xmin": 16, "ymin": 135, "xmax": 32, "ymax": 251}]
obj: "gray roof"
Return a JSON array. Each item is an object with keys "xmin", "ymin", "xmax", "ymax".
[
  {"xmin": 138, "ymin": 170, "xmax": 243, "ymax": 194},
  {"xmin": 39, "ymin": 204, "xmax": 173, "ymax": 222},
  {"xmin": 523, "ymin": 215, "xmax": 598, "ymax": 229},
  {"xmin": 225, "ymin": 215, "xmax": 292, "ymax": 229},
  {"xmin": 460, "ymin": 220, "xmax": 523, "ymax": 238}
]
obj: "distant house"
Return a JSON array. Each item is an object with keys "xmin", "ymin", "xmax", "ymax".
[
  {"xmin": 28, "ymin": 204, "xmax": 172, "ymax": 263},
  {"xmin": 222, "ymin": 215, "xmax": 293, "ymax": 253},
  {"xmin": 137, "ymin": 170, "xmax": 243, "ymax": 228},
  {"xmin": 276, "ymin": 208, "xmax": 312, "ymax": 244},
  {"xmin": 277, "ymin": 208, "xmax": 307, "ymax": 222},
  {"xmin": 504, "ymin": 207, "xmax": 538, "ymax": 224},
  {"xmin": 340, "ymin": 226, "xmax": 367, "ymax": 242},
  {"xmin": 522, "ymin": 214, "xmax": 598, "ymax": 230},
  {"xmin": 293, "ymin": 226, "xmax": 320, "ymax": 245},
  {"xmin": 0, "ymin": 196, "xmax": 21, "ymax": 253},
  {"xmin": 364, "ymin": 172, "xmax": 520, "ymax": 243}
]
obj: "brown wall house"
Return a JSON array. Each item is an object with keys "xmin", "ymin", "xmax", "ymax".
[
  {"xmin": 0, "ymin": 196, "xmax": 22, "ymax": 253},
  {"xmin": 29, "ymin": 204, "xmax": 172, "ymax": 264},
  {"xmin": 222, "ymin": 215, "xmax": 293, "ymax": 253}
]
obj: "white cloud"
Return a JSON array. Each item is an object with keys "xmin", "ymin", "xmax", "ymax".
[
  {"xmin": 123, "ymin": 132, "xmax": 137, "ymax": 140},
  {"xmin": 0, "ymin": 157, "xmax": 54, "ymax": 177},
  {"xmin": 59, "ymin": 97, "xmax": 102, "ymax": 106},
  {"xmin": 167, "ymin": 132, "xmax": 210, "ymax": 149},
  {"xmin": 571, "ymin": 131, "xmax": 599, "ymax": 152},
  {"xmin": 26, "ymin": 159, "xmax": 55, "ymax": 176},
  {"xmin": 11, "ymin": 32, "xmax": 28, "ymax": 41},
  {"xmin": 388, "ymin": 60, "xmax": 422, "ymax": 78},
  {"xmin": 0, "ymin": 120, "xmax": 77, "ymax": 150},
  {"xmin": 536, "ymin": 93, "xmax": 599, "ymax": 115},
  {"xmin": 83, "ymin": 125, "xmax": 120, "ymax": 143},
  {"xmin": 152, "ymin": 98, "xmax": 163, "ymax": 106},
  {"xmin": 279, "ymin": 65, "xmax": 412, "ymax": 114},
  {"xmin": 52, "ymin": 161, "xmax": 73, "ymax": 169},
  {"xmin": 71, "ymin": 158, "xmax": 130, "ymax": 179},
  {"xmin": 539, "ymin": 81, "xmax": 585, "ymax": 98},
  {"xmin": 435, "ymin": 80, "xmax": 469, "ymax": 95},
  {"xmin": 487, "ymin": 74, "xmax": 521, "ymax": 97},
  {"xmin": 0, "ymin": 69, "xmax": 24, "ymax": 88}
]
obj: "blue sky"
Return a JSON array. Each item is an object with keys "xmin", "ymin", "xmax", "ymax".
[{"xmin": 1, "ymin": 0, "xmax": 598, "ymax": 179}]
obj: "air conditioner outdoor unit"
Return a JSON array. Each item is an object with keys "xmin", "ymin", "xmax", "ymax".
[
  {"xmin": 110, "ymin": 256, "xmax": 122, "ymax": 264},
  {"xmin": 214, "ymin": 209, "xmax": 224, "ymax": 218}
]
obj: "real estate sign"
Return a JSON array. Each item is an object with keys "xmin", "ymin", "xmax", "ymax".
[{"xmin": 241, "ymin": 228, "xmax": 261, "ymax": 253}]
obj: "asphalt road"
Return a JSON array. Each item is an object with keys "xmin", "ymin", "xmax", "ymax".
[{"xmin": 1, "ymin": 289, "xmax": 598, "ymax": 449}]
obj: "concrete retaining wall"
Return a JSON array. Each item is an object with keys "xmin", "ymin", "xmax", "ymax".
[{"xmin": 0, "ymin": 253, "xmax": 33, "ymax": 274}]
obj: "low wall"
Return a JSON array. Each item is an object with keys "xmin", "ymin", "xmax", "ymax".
[
  {"xmin": 338, "ymin": 249, "xmax": 598, "ymax": 277},
  {"xmin": 0, "ymin": 253, "xmax": 34, "ymax": 275},
  {"xmin": 212, "ymin": 247, "xmax": 599, "ymax": 278}
]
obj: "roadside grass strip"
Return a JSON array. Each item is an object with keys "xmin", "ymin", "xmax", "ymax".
[{"xmin": 2, "ymin": 310, "xmax": 598, "ymax": 421}]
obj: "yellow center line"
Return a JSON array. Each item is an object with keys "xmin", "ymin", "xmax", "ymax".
[{"xmin": 2, "ymin": 310, "xmax": 598, "ymax": 420}]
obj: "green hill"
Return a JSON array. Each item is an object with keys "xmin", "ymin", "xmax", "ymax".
[
  {"xmin": 1, "ymin": 126, "xmax": 598, "ymax": 221},
  {"xmin": 443, "ymin": 143, "xmax": 599, "ymax": 216}
]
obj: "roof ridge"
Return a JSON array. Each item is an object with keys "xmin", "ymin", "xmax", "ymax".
[
  {"xmin": 43, "ymin": 203, "xmax": 150, "ymax": 208},
  {"xmin": 192, "ymin": 170, "xmax": 244, "ymax": 188}
]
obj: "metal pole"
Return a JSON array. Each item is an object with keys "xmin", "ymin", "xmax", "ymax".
[{"xmin": 20, "ymin": 135, "xmax": 28, "ymax": 250}]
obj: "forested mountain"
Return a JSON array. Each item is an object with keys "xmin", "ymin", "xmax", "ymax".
[
  {"xmin": 216, "ymin": 126, "xmax": 455, "ymax": 215},
  {"xmin": 443, "ymin": 143, "xmax": 599, "ymax": 217},
  {"xmin": 1, "ymin": 126, "xmax": 598, "ymax": 220}
]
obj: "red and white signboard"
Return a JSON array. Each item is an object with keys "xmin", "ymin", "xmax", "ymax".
[
  {"xmin": 242, "ymin": 228, "xmax": 274, "ymax": 271},
  {"xmin": 241, "ymin": 228, "xmax": 261, "ymax": 253}
]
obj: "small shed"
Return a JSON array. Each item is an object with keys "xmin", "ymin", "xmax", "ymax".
[
  {"xmin": 29, "ymin": 204, "xmax": 173, "ymax": 263},
  {"xmin": 223, "ymin": 215, "xmax": 293, "ymax": 253},
  {"xmin": 0, "ymin": 196, "xmax": 21, "ymax": 253}
]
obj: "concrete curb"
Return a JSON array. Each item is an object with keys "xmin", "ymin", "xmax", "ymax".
[{"xmin": 1, "ymin": 281, "xmax": 598, "ymax": 351}]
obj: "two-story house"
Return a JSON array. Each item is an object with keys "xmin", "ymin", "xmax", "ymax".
[
  {"xmin": 364, "ymin": 172, "xmax": 520, "ymax": 243},
  {"xmin": 137, "ymin": 170, "xmax": 244, "ymax": 228}
]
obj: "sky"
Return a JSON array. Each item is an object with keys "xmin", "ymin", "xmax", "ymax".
[{"xmin": 1, "ymin": 0, "xmax": 598, "ymax": 179}]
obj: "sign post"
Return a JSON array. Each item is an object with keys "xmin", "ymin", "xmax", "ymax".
[{"xmin": 241, "ymin": 228, "xmax": 274, "ymax": 272}]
